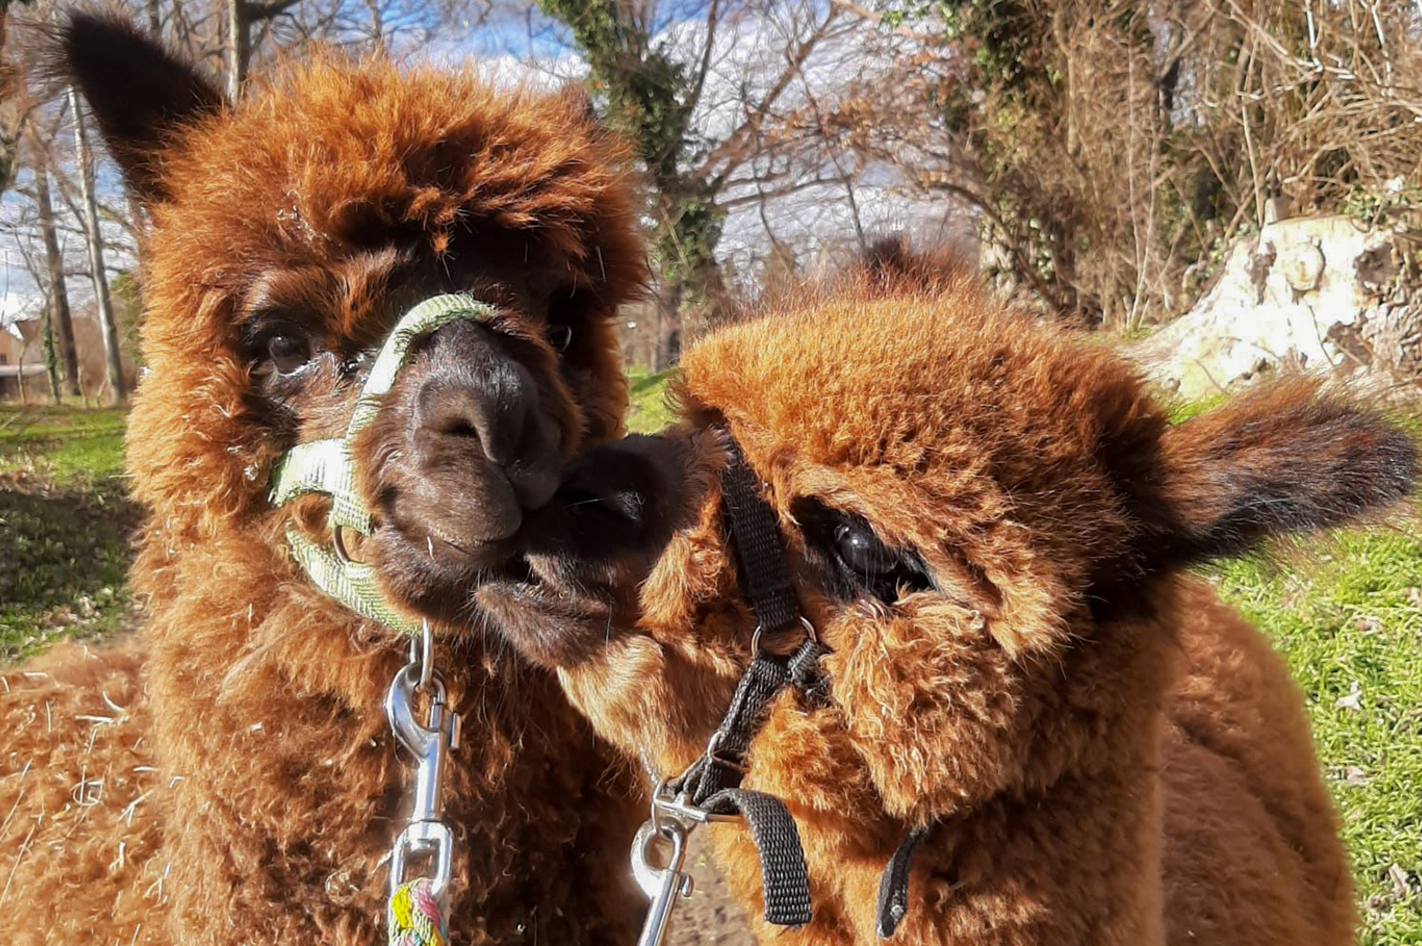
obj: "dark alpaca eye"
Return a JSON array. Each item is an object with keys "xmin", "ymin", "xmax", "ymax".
[
  {"xmin": 265, "ymin": 335, "xmax": 311, "ymax": 374},
  {"xmin": 834, "ymin": 524, "xmax": 900, "ymax": 576},
  {"xmin": 791, "ymin": 498, "xmax": 934, "ymax": 606},
  {"xmin": 547, "ymin": 322, "xmax": 574, "ymax": 353}
]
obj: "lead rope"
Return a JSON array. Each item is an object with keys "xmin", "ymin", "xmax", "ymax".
[
  {"xmin": 384, "ymin": 621, "xmax": 461, "ymax": 946},
  {"xmin": 630, "ymin": 437, "xmax": 823, "ymax": 946}
]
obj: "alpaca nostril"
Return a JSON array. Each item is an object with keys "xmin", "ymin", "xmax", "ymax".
[
  {"xmin": 561, "ymin": 486, "xmax": 644, "ymax": 525},
  {"xmin": 435, "ymin": 415, "xmax": 480, "ymax": 442},
  {"xmin": 415, "ymin": 378, "xmax": 529, "ymax": 465}
]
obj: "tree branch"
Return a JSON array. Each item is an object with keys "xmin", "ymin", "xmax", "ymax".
[{"xmin": 699, "ymin": 5, "xmax": 841, "ymax": 185}]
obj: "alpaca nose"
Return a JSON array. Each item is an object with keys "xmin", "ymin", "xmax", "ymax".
[
  {"xmin": 410, "ymin": 319, "xmax": 560, "ymax": 509},
  {"xmin": 416, "ymin": 363, "xmax": 530, "ymax": 465}
]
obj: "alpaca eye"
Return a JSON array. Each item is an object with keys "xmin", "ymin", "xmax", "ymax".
[
  {"xmin": 834, "ymin": 524, "xmax": 899, "ymax": 576},
  {"xmin": 791, "ymin": 498, "xmax": 933, "ymax": 606},
  {"xmin": 547, "ymin": 322, "xmax": 574, "ymax": 353},
  {"xmin": 265, "ymin": 335, "xmax": 311, "ymax": 374}
]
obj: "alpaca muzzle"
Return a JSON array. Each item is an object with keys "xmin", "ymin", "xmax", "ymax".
[{"xmin": 269, "ymin": 293, "xmax": 495, "ymax": 634}]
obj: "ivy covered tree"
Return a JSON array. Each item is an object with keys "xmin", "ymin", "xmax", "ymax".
[
  {"xmin": 538, "ymin": 0, "xmax": 724, "ymax": 367},
  {"xmin": 538, "ymin": 0, "xmax": 848, "ymax": 367},
  {"xmin": 0, "ymin": 0, "xmax": 35, "ymax": 196},
  {"xmin": 862, "ymin": 0, "xmax": 1420, "ymax": 329}
]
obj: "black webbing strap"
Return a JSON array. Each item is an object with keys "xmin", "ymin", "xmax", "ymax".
[
  {"xmin": 876, "ymin": 825, "xmax": 930, "ymax": 938},
  {"xmin": 658, "ymin": 434, "xmax": 828, "ymax": 928},
  {"xmin": 720, "ymin": 438, "xmax": 802, "ymax": 635},
  {"xmin": 676, "ymin": 637, "xmax": 826, "ymax": 803},
  {"xmin": 707, "ymin": 435, "xmax": 932, "ymax": 936},
  {"xmin": 699, "ymin": 787, "xmax": 814, "ymax": 926},
  {"xmin": 666, "ymin": 638, "xmax": 824, "ymax": 929}
]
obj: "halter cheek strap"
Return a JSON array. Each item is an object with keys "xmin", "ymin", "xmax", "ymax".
[
  {"xmin": 269, "ymin": 293, "xmax": 496, "ymax": 634},
  {"xmin": 643, "ymin": 435, "xmax": 928, "ymax": 942}
]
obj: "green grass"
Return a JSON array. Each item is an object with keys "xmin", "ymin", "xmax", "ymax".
[
  {"xmin": 627, "ymin": 366, "xmax": 679, "ymax": 433},
  {"xmin": 0, "ymin": 403, "xmax": 136, "ymax": 657},
  {"xmin": 1, "ymin": 385, "xmax": 1419, "ymax": 938},
  {"xmin": 1207, "ymin": 531, "xmax": 1422, "ymax": 944},
  {"xmin": 0, "ymin": 404, "xmax": 127, "ymax": 485}
]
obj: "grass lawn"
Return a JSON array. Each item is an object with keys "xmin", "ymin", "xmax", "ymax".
[
  {"xmin": 0, "ymin": 403, "xmax": 138, "ymax": 658},
  {"xmin": 0, "ymin": 387, "xmax": 1418, "ymax": 941},
  {"xmin": 627, "ymin": 365, "xmax": 679, "ymax": 433},
  {"xmin": 1209, "ymin": 533, "xmax": 1422, "ymax": 944}
]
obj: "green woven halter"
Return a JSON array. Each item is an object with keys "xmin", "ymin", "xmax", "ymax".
[{"xmin": 270, "ymin": 294, "xmax": 496, "ymax": 633}]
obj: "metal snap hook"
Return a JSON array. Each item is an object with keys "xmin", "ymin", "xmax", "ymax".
[
  {"xmin": 631, "ymin": 817, "xmax": 693, "ymax": 901},
  {"xmin": 384, "ymin": 655, "xmax": 461, "ymax": 906}
]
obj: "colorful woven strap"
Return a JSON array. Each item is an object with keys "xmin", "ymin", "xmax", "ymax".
[
  {"xmin": 269, "ymin": 294, "xmax": 495, "ymax": 634},
  {"xmin": 388, "ymin": 878, "xmax": 448, "ymax": 946}
]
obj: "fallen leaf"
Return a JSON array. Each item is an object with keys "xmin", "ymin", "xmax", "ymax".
[
  {"xmin": 1336, "ymin": 681, "xmax": 1363, "ymax": 712},
  {"xmin": 1388, "ymin": 864, "xmax": 1412, "ymax": 899}
]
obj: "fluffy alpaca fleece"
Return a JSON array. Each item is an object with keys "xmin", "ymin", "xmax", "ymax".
[
  {"xmin": 0, "ymin": 15, "xmax": 650, "ymax": 945},
  {"xmin": 479, "ymin": 268, "xmax": 1417, "ymax": 946}
]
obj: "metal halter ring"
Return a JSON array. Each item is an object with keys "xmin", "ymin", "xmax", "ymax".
[
  {"xmin": 407, "ymin": 619, "xmax": 435, "ymax": 692},
  {"xmin": 750, "ymin": 615, "xmax": 818, "ymax": 655}
]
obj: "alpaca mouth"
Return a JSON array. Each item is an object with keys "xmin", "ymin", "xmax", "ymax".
[
  {"xmin": 470, "ymin": 474, "xmax": 648, "ymax": 665},
  {"xmin": 473, "ymin": 559, "xmax": 620, "ymax": 668}
]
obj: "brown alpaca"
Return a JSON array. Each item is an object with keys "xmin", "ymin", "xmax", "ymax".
[
  {"xmin": 0, "ymin": 14, "xmax": 649, "ymax": 944},
  {"xmin": 478, "ymin": 268, "xmax": 1417, "ymax": 946}
]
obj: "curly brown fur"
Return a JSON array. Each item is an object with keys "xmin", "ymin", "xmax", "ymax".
[
  {"xmin": 0, "ymin": 13, "xmax": 650, "ymax": 944},
  {"xmin": 0, "ymin": 641, "xmax": 164, "ymax": 941},
  {"xmin": 481, "ymin": 277, "xmax": 1416, "ymax": 946}
]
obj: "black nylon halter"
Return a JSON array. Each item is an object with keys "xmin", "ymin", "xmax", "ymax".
[
  {"xmin": 665, "ymin": 435, "xmax": 825, "ymax": 928},
  {"xmin": 675, "ymin": 434, "xmax": 924, "ymax": 937}
]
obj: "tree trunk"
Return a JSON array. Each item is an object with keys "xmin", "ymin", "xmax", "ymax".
[
  {"xmin": 0, "ymin": 5, "xmax": 17, "ymax": 199},
  {"xmin": 38, "ymin": 296, "xmax": 61, "ymax": 404},
  {"xmin": 654, "ymin": 280, "xmax": 682, "ymax": 371},
  {"xmin": 33, "ymin": 157, "xmax": 81, "ymax": 398},
  {"xmin": 227, "ymin": 0, "xmax": 249, "ymax": 103},
  {"xmin": 71, "ymin": 88, "xmax": 127, "ymax": 404}
]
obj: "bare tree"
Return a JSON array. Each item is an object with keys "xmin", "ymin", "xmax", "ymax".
[
  {"xmin": 531, "ymin": 0, "xmax": 866, "ymax": 365},
  {"xmin": 31, "ymin": 141, "xmax": 79, "ymax": 397},
  {"xmin": 69, "ymin": 89, "xmax": 125, "ymax": 402}
]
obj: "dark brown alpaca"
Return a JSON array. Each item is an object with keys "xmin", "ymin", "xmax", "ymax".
[
  {"xmin": 480, "ymin": 266, "xmax": 1417, "ymax": 946},
  {"xmin": 0, "ymin": 14, "xmax": 648, "ymax": 944}
]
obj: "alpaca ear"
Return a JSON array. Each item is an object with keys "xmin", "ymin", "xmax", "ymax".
[
  {"xmin": 50, "ymin": 13, "xmax": 225, "ymax": 203},
  {"xmin": 1140, "ymin": 378, "xmax": 1416, "ymax": 568}
]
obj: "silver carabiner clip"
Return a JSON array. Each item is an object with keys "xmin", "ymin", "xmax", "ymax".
[
  {"xmin": 629, "ymin": 782, "xmax": 743, "ymax": 946},
  {"xmin": 385, "ymin": 657, "xmax": 461, "ymax": 903},
  {"xmin": 632, "ymin": 817, "xmax": 693, "ymax": 946}
]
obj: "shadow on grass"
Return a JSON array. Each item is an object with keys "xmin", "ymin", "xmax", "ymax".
[{"xmin": 0, "ymin": 478, "xmax": 141, "ymax": 660}]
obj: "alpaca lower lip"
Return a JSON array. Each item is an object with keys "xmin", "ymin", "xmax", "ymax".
[
  {"xmin": 477, "ymin": 561, "xmax": 613, "ymax": 612},
  {"xmin": 413, "ymin": 529, "xmax": 520, "ymax": 571},
  {"xmin": 473, "ymin": 573, "xmax": 617, "ymax": 668}
]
